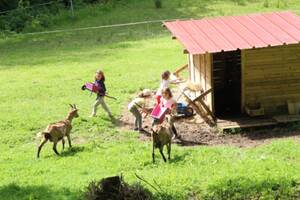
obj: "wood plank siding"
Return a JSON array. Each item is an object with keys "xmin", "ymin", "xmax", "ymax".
[
  {"xmin": 242, "ymin": 44, "xmax": 300, "ymax": 115},
  {"xmin": 189, "ymin": 54, "xmax": 213, "ymax": 110}
]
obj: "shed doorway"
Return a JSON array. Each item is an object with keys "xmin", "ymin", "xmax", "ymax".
[{"xmin": 213, "ymin": 50, "xmax": 241, "ymax": 117}]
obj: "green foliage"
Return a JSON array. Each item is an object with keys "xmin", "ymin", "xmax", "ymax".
[
  {"xmin": 203, "ymin": 177, "xmax": 300, "ymax": 199},
  {"xmin": 235, "ymin": 0, "xmax": 247, "ymax": 6},
  {"xmin": 0, "ymin": 0, "xmax": 18, "ymax": 13},
  {"xmin": 154, "ymin": 0, "xmax": 162, "ymax": 9},
  {"xmin": 83, "ymin": 176, "xmax": 153, "ymax": 200},
  {"xmin": 0, "ymin": 0, "xmax": 63, "ymax": 33},
  {"xmin": 263, "ymin": 0, "xmax": 270, "ymax": 7}
]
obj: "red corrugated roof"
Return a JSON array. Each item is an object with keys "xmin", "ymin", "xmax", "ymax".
[{"xmin": 164, "ymin": 11, "xmax": 300, "ymax": 54}]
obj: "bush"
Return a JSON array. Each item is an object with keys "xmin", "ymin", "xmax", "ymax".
[
  {"xmin": 235, "ymin": 0, "xmax": 247, "ymax": 6},
  {"xmin": 0, "ymin": 0, "xmax": 129, "ymax": 33},
  {"xmin": 263, "ymin": 0, "xmax": 269, "ymax": 8},
  {"xmin": 0, "ymin": 0, "xmax": 63, "ymax": 33},
  {"xmin": 5, "ymin": 8, "xmax": 32, "ymax": 32},
  {"xmin": 83, "ymin": 176, "xmax": 153, "ymax": 200},
  {"xmin": 154, "ymin": 0, "xmax": 162, "ymax": 9}
]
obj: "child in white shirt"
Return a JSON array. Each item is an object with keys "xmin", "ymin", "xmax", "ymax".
[{"xmin": 128, "ymin": 89, "xmax": 152, "ymax": 132}]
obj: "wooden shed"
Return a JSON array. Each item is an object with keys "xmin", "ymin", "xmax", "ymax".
[{"xmin": 164, "ymin": 11, "xmax": 300, "ymax": 126}]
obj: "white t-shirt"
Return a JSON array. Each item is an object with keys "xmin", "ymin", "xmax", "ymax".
[
  {"xmin": 156, "ymin": 79, "xmax": 170, "ymax": 95},
  {"xmin": 128, "ymin": 97, "xmax": 149, "ymax": 110}
]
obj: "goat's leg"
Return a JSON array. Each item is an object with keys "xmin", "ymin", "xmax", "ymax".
[
  {"xmin": 62, "ymin": 138, "xmax": 65, "ymax": 150},
  {"xmin": 167, "ymin": 142, "xmax": 171, "ymax": 160},
  {"xmin": 67, "ymin": 135, "xmax": 72, "ymax": 148},
  {"xmin": 37, "ymin": 138, "xmax": 48, "ymax": 158},
  {"xmin": 52, "ymin": 142, "xmax": 60, "ymax": 155},
  {"xmin": 159, "ymin": 147, "xmax": 167, "ymax": 162},
  {"xmin": 152, "ymin": 142, "xmax": 155, "ymax": 163}
]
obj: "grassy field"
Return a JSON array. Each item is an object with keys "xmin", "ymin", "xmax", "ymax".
[{"xmin": 1, "ymin": 0, "xmax": 300, "ymax": 199}]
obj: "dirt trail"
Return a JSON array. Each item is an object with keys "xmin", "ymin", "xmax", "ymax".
[{"xmin": 119, "ymin": 108, "xmax": 300, "ymax": 148}]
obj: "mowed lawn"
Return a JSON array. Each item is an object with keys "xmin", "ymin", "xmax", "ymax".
[{"xmin": 1, "ymin": 0, "xmax": 300, "ymax": 199}]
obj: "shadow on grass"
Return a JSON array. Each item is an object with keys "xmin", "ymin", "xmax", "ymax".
[
  {"xmin": 0, "ymin": 183, "xmax": 79, "ymax": 200},
  {"xmin": 202, "ymin": 177, "xmax": 300, "ymax": 200},
  {"xmin": 142, "ymin": 151, "xmax": 190, "ymax": 166},
  {"xmin": 168, "ymin": 152, "xmax": 190, "ymax": 164},
  {"xmin": 175, "ymin": 137, "xmax": 208, "ymax": 146},
  {"xmin": 61, "ymin": 146, "xmax": 85, "ymax": 157},
  {"xmin": 232, "ymin": 122, "xmax": 300, "ymax": 142}
]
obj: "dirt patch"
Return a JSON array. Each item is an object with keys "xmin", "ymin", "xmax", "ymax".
[{"xmin": 119, "ymin": 108, "xmax": 300, "ymax": 148}]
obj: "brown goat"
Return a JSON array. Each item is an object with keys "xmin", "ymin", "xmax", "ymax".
[
  {"xmin": 37, "ymin": 104, "xmax": 79, "ymax": 158},
  {"xmin": 151, "ymin": 123, "xmax": 173, "ymax": 163}
]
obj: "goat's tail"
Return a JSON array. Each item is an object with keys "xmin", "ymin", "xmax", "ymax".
[{"xmin": 36, "ymin": 131, "xmax": 51, "ymax": 141}]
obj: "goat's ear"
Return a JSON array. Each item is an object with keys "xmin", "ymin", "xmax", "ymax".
[{"xmin": 69, "ymin": 104, "xmax": 74, "ymax": 109}]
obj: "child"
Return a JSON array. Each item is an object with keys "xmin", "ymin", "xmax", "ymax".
[
  {"xmin": 90, "ymin": 70, "xmax": 113, "ymax": 118},
  {"xmin": 128, "ymin": 89, "xmax": 152, "ymax": 132},
  {"xmin": 156, "ymin": 70, "xmax": 171, "ymax": 104},
  {"xmin": 159, "ymin": 88, "xmax": 178, "ymax": 138}
]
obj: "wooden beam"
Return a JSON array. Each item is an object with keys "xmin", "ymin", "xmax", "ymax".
[
  {"xmin": 241, "ymin": 50, "xmax": 245, "ymax": 113},
  {"xmin": 210, "ymin": 53, "xmax": 215, "ymax": 114},
  {"xmin": 173, "ymin": 64, "xmax": 188, "ymax": 77},
  {"xmin": 194, "ymin": 88, "xmax": 212, "ymax": 102},
  {"xmin": 182, "ymin": 92, "xmax": 208, "ymax": 120},
  {"xmin": 198, "ymin": 98, "xmax": 216, "ymax": 121}
]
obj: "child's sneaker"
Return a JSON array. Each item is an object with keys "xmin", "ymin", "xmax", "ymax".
[{"xmin": 133, "ymin": 127, "xmax": 139, "ymax": 131}]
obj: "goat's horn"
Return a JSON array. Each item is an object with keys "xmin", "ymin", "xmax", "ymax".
[
  {"xmin": 73, "ymin": 104, "xmax": 77, "ymax": 109},
  {"xmin": 69, "ymin": 104, "xmax": 74, "ymax": 108}
]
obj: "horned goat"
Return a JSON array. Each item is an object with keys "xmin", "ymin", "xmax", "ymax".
[{"xmin": 37, "ymin": 104, "xmax": 79, "ymax": 158}]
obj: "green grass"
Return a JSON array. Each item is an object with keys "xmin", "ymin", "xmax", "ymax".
[{"xmin": 1, "ymin": 0, "xmax": 300, "ymax": 199}]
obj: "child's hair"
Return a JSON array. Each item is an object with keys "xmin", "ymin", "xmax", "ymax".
[
  {"xmin": 162, "ymin": 88, "xmax": 173, "ymax": 98},
  {"xmin": 95, "ymin": 70, "xmax": 105, "ymax": 82},
  {"xmin": 161, "ymin": 70, "xmax": 171, "ymax": 80}
]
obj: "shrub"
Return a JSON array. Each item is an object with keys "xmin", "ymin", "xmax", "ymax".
[
  {"xmin": 83, "ymin": 176, "xmax": 153, "ymax": 200},
  {"xmin": 263, "ymin": 0, "xmax": 269, "ymax": 8},
  {"xmin": 154, "ymin": 0, "xmax": 162, "ymax": 9},
  {"xmin": 235, "ymin": 0, "xmax": 247, "ymax": 6},
  {"xmin": 5, "ymin": 8, "xmax": 32, "ymax": 32}
]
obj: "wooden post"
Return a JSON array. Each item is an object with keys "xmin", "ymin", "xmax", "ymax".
[
  {"xmin": 70, "ymin": 0, "xmax": 74, "ymax": 17},
  {"xmin": 241, "ymin": 50, "xmax": 245, "ymax": 113}
]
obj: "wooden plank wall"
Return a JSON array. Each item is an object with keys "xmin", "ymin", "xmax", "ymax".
[
  {"xmin": 191, "ymin": 54, "xmax": 213, "ymax": 110},
  {"xmin": 242, "ymin": 44, "xmax": 300, "ymax": 115}
]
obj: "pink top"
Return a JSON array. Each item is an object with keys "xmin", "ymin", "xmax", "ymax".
[
  {"xmin": 150, "ymin": 97, "xmax": 176, "ymax": 120},
  {"xmin": 160, "ymin": 97, "xmax": 176, "ymax": 111}
]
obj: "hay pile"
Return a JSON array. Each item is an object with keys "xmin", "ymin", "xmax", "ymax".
[{"xmin": 83, "ymin": 176, "xmax": 153, "ymax": 200}]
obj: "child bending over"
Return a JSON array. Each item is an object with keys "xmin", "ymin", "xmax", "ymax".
[{"xmin": 128, "ymin": 89, "xmax": 152, "ymax": 132}]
